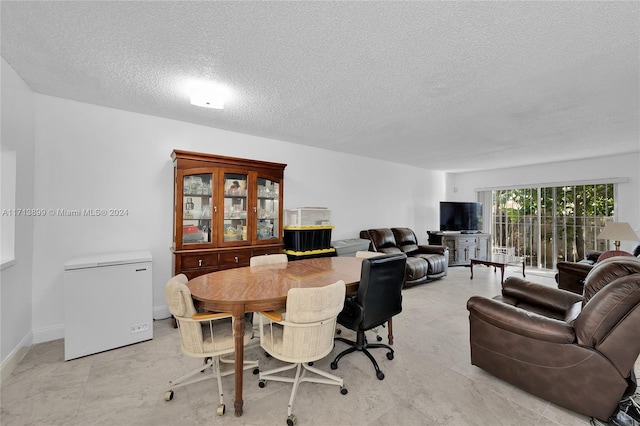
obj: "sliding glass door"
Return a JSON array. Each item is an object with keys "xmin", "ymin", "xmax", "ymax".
[{"xmin": 489, "ymin": 183, "xmax": 614, "ymax": 269}]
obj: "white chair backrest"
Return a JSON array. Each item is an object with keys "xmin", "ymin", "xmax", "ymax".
[
  {"xmin": 250, "ymin": 253, "xmax": 288, "ymax": 266},
  {"xmin": 281, "ymin": 280, "xmax": 346, "ymax": 360},
  {"xmin": 165, "ymin": 274, "xmax": 205, "ymax": 354}
]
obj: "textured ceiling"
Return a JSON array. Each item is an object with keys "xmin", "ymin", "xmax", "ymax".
[{"xmin": 1, "ymin": 1, "xmax": 638, "ymax": 172}]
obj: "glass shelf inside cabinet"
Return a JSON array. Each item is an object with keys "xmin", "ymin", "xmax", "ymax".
[
  {"xmin": 183, "ymin": 173, "xmax": 212, "ymax": 244},
  {"xmin": 223, "ymin": 173, "xmax": 248, "ymax": 242},
  {"xmin": 256, "ymin": 177, "xmax": 280, "ymax": 240}
]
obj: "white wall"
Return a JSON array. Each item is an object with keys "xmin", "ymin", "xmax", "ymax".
[
  {"xmin": 30, "ymin": 94, "xmax": 445, "ymax": 343},
  {"xmin": 0, "ymin": 58, "xmax": 36, "ymax": 367},
  {"xmin": 1, "ymin": 147, "xmax": 17, "ymax": 263},
  {"xmin": 446, "ymin": 154, "xmax": 640, "ymax": 252}
]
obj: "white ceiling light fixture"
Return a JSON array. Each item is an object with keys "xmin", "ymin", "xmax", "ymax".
[{"xmin": 190, "ymin": 85, "xmax": 227, "ymax": 110}]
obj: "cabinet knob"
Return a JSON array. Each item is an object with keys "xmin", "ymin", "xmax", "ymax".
[
  {"xmin": 234, "ymin": 256, "xmax": 239, "ymax": 263},
  {"xmin": 198, "ymin": 259, "xmax": 203, "ymax": 267},
  {"xmin": 253, "ymin": 206, "xmax": 257, "ymax": 213},
  {"xmin": 213, "ymin": 206, "xmax": 217, "ymax": 213}
]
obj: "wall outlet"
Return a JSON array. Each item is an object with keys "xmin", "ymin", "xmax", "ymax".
[{"xmin": 130, "ymin": 323, "xmax": 150, "ymax": 333}]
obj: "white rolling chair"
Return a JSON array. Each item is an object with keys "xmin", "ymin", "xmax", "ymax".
[
  {"xmin": 250, "ymin": 253, "xmax": 288, "ymax": 266},
  {"xmin": 164, "ymin": 274, "xmax": 258, "ymax": 416},
  {"xmin": 249, "ymin": 253, "xmax": 289, "ymax": 328},
  {"xmin": 257, "ymin": 280, "xmax": 347, "ymax": 426}
]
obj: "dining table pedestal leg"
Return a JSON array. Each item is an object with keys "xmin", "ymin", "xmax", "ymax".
[{"xmin": 232, "ymin": 306, "xmax": 245, "ymax": 417}]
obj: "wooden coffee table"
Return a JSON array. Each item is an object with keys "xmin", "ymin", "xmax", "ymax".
[{"xmin": 470, "ymin": 254, "xmax": 525, "ymax": 285}]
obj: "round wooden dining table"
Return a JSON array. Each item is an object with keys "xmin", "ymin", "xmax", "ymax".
[{"xmin": 187, "ymin": 256, "xmax": 363, "ymax": 417}]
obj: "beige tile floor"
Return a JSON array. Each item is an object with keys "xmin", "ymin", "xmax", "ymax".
[{"xmin": 2, "ymin": 266, "xmax": 636, "ymax": 426}]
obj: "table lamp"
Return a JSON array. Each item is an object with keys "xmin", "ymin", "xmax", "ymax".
[{"xmin": 598, "ymin": 222, "xmax": 639, "ymax": 251}]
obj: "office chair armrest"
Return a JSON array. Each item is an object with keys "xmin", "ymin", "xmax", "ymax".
[
  {"xmin": 467, "ymin": 296, "xmax": 576, "ymax": 344},
  {"xmin": 337, "ymin": 299, "xmax": 364, "ymax": 329},
  {"xmin": 192, "ymin": 312, "xmax": 232, "ymax": 321},
  {"xmin": 260, "ymin": 311, "xmax": 283, "ymax": 322}
]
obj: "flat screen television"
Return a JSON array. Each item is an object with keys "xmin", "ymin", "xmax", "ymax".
[{"xmin": 439, "ymin": 201, "xmax": 483, "ymax": 232}]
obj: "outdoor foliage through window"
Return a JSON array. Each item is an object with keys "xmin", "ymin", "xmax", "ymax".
[{"xmin": 491, "ymin": 184, "xmax": 614, "ymax": 269}]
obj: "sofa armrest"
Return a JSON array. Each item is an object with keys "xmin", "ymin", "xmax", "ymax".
[
  {"xmin": 416, "ymin": 245, "xmax": 448, "ymax": 255},
  {"xmin": 556, "ymin": 261, "xmax": 594, "ymax": 294},
  {"xmin": 585, "ymin": 250, "xmax": 603, "ymax": 263},
  {"xmin": 557, "ymin": 261, "xmax": 594, "ymax": 275},
  {"xmin": 503, "ymin": 276, "xmax": 583, "ymax": 312},
  {"xmin": 467, "ymin": 296, "xmax": 576, "ymax": 344}
]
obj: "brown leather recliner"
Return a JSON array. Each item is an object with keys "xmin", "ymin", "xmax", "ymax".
[
  {"xmin": 467, "ymin": 256, "xmax": 640, "ymax": 422},
  {"xmin": 555, "ymin": 250, "xmax": 602, "ymax": 294},
  {"xmin": 556, "ymin": 245, "xmax": 640, "ymax": 294},
  {"xmin": 359, "ymin": 228, "xmax": 448, "ymax": 287}
]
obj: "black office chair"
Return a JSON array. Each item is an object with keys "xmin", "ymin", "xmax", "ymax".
[{"xmin": 330, "ymin": 253, "xmax": 407, "ymax": 380}]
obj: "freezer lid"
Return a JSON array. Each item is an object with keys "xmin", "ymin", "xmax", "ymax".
[
  {"xmin": 64, "ymin": 251, "xmax": 152, "ymax": 270},
  {"xmin": 331, "ymin": 238, "xmax": 371, "ymax": 249}
]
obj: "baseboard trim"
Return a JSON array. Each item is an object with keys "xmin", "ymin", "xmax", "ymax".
[
  {"xmin": 153, "ymin": 305, "xmax": 171, "ymax": 320},
  {"xmin": 22, "ymin": 306, "xmax": 171, "ymax": 349},
  {"xmin": 32, "ymin": 323, "xmax": 64, "ymax": 344},
  {"xmin": 0, "ymin": 332, "xmax": 32, "ymax": 382}
]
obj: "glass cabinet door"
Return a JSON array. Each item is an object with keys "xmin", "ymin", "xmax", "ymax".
[
  {"xmin": 223, "ymin": 173, "xmax": 248, "ymax": 243},
  {"xmin": 256, "ymin": 176, "xmax": 280, "ymax": 241},
  {"xmin": 182, "ymin": 173, "xmax": 213, "ymax": 245}
]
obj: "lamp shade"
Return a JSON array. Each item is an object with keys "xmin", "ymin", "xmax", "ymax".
[
  {"xmin": 598, "ymin": 222, "xmax": 639, "ymax": 242},
  {"xmin": 598, "ymin": 222, "xmax": 639, "ymax": 251}
]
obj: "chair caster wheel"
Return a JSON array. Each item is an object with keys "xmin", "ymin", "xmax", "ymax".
[
  {"xmin": 259, "ymin": 380, "xmax": 266, "ymax": 388},
  {"xmin": 287, "ymin": 414, "xmax": 297, "ymax": 426},
  {"xmin": 340, "ymin": 387, "xmax": 348, "ymax": 395},
  {"xmin": 307, "ymin": 361, "xmax": 313, "ymax": 366},
  {"xmin": 330, "ymin": 362, "xmax": 338, "ymax": 370},
  {"xmin": 376, "ymin": 335, "xmax": 382, "ymax": 341},
  {"xmin": 253, "ymin": 368, "xmax": 259, "ymax": 375},
  {"xmin": 216, "ymin": 404, "xmax": 225, "ymax": 416},
  {"xmin": 376, "ymin": 370, "xmax": 385, "ymax": 380},
  {"xmin": 386, "ymin": 352, "xmax": 394, "ymax": 360},
  {"xmin": 202, "ymin": 357, "xmax": 212, "ymax": 372},
  {"xmin": 164, "ymin": 390, "xmax": 174, "ymax": 401},
  {"xmin": 336, "ymin": 329, "xmax": 342, "ymax": 335}
]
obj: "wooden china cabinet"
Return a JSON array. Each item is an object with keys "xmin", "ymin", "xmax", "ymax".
[{"xmin": 171, "ymin": 150, "xmax": 286, "ymax": 279}]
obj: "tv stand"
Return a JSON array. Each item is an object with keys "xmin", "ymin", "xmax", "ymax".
[{"xmin": 427, "ymin": 231, "xmax": 491, "ymax": 266}]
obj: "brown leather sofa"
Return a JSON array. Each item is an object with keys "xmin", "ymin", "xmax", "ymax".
[
  {"xmin": 359, "ymin": 228, "xmax": 448, "ymax": 287},
  {"xmin": 556, "ymin": 245, "xmax": 640, "ymax": 294},
  {"xmin": 467, "ymin": 256, "xmax": 640, "ymax": 422}
]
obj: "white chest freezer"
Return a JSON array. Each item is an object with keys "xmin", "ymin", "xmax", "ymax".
[{"xmin": 64, "ymin": 251, "xmax": 153, "ymax": 361}]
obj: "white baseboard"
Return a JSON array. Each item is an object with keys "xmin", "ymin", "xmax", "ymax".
[
  {"xmin": 20, "ymin": 306, "xmax": 171, "ymax": 351},
  {"xmin": 32, "ymin": 323, "xmax": 64, "ymax": 344},
  {"xmin": 0, "ymin": 332, "xmax": 32, "ymax": 382},
  {"xmin": 153, "ymin": 304, "xmax": 171, "ymax": 320}
]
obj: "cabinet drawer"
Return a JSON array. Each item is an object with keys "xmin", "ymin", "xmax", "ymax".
[
  {"xmin": 181, "ymin": 254, "xmax": 219, "ymax": 269},
  {"xmin": 252, "ymin": 247, "xmax": 283, "ymax": 257},
  {"xmin": 219, "ymin": 250, "xmax": 251, "ymax": 268},
  {"xmin": 458, "ymin": 238, "xmax": 477, "ymax": 245}
]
